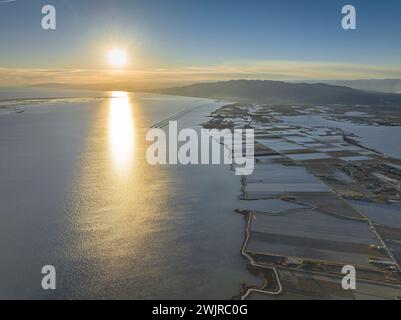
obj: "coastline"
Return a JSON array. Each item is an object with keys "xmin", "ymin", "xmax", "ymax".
[{"xmin": 204, "ymin": 102, "xmax": 401, "ymax": 300}]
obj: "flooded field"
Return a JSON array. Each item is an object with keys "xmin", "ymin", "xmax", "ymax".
[
  {"xmin": 205, "ymin": 103, "xmax": 401, "ymax": 300},
  {"xmin": 278, "ymin": 114, "xmax": 401, "ymax": 159}
]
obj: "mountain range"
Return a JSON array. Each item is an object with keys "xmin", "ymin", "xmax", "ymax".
[{"xmin": 161, "ymin": 80, "xmax": 401, "ymax": 106}]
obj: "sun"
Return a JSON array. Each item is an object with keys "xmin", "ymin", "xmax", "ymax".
[{"xmin": 108, "ymin": 48, "xmax": 128, "ymax": 68}]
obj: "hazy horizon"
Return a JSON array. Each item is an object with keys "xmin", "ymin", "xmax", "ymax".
[
  {"xmin": 2, "ymin": 0, "xmax": 401, "ymax": 302},
  {"xmin": 1, "ymin": 0, "xmax": 401, "ymax": 88}
]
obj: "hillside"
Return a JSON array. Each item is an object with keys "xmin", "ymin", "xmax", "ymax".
[
  {"xmin": 320, "ymin": 79, "xmax": 401, "ymax": 93},
  {"xmin": 161, "ymin": 80, "xmax": 401, "ymax": 106}
]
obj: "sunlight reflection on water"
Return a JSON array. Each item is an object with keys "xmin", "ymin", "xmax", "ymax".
[{"xmin": 108, "ymin": 91, "xmax": 135, "ymax": 174}]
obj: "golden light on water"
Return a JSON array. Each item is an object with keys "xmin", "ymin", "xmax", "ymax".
[
  {"xmin": 69, "ymin": 91, "xmax": 169, "ymax": 288},
  {"xmin": 107, "ymin": 48, "xmax": 128, "ymax": 68},
  {"xmin": 108, "ymin": 91, "xmax": 135, "ymax": 172}
]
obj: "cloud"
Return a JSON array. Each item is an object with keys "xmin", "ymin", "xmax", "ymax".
[{"xmin": 1, "ymin": 61, "xmax": 401, "ymax": 88}]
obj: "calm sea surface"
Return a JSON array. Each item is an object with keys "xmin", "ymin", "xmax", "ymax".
[{"xmin": 0, "ymin": 89, "xmax": 257, "ymax": 299}]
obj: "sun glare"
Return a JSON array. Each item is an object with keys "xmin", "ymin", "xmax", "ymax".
[
  {"xmin": 108, "ymin": 48, "xmax": 128, "ymax": 68},
  {"xmin": 109, "ymin": 91, "xmax": 135, "ymax": 172}
]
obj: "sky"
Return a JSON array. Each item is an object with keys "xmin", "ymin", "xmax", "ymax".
[{"xmin": 1, "ymin": 0, "xmax": 401, "ymax": 88}]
